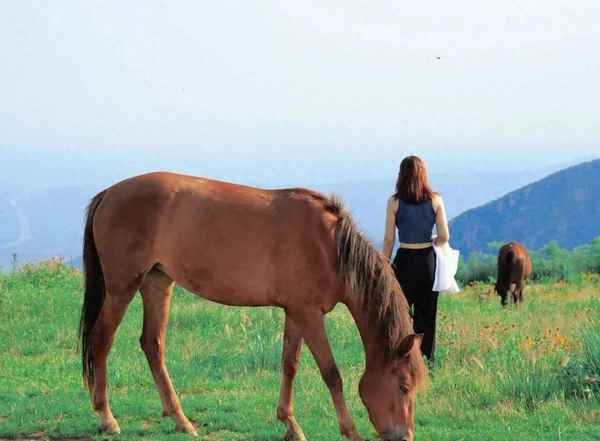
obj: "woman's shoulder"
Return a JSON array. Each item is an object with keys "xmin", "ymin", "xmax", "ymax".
[
  {"xmin": 431, "ymin": 194, "xmax": 444, "ymax": 211},
  {"xmin": 387, "ymin": 195, "xmax": 399, "ymax": 209}
]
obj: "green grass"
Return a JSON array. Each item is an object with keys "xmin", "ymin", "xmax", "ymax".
[{"xmin": 1, "ymin": 263, "xmax": 599, "ymax": 440}]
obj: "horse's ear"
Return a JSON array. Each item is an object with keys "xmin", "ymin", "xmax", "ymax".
[{"xmin": 397, "ymin": 334, "xmax": 423, "ymax": 359}]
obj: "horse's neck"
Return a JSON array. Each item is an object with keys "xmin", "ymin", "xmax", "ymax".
[{"xmin": 344, "ymin": 297, "xmax": 386, "ymax": 370}]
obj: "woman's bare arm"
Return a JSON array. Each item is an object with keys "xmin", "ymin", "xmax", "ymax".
[
  {"xmin": 433, "ymin": 195, "xmax": 449, "ymax": 246},
  {"xmin": 382, "ymin": 196, "xmax": 397, "ymax": 259}
]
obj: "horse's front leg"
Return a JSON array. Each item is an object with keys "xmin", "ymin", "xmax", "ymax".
[
  {"xmin": 290, "ymin": 310, "xmax": 363, "ymax": 441},
  {"xmin": 277, "ymin": 315, "xmax": 307, "ymax": 441}
]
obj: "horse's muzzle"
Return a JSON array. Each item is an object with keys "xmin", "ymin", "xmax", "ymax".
[{"xmin": 381, "ymin": 428, "xmax": 411, "ymax": 441}]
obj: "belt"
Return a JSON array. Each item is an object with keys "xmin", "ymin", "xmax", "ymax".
[{"xmin": 398, "ymin": 242, "xmax": 433, "ymax": 249}]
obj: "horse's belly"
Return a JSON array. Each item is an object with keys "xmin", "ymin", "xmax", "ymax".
[
  {"xmin": 169, "ymin": 267, "xmax": 279, "ymax": 307},
  {"xmin": 180, "ymin": 282, "xmax": 275, "ymax": 307}
]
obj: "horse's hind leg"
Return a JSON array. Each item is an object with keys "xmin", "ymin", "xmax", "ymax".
[
  {"xmin": 277, "ymin": 315, "xmax": 307, "ymax": 441},
  {"xmin": 516, "ymin": 282, "xmax": 524, "ymax": 306},
  {"xmin": 91, "ymin": 291, "xmax": 136, "ymax": 433},
  {"xmin": 509, "ymin": 283, "xmax": 517, "ymax": 304},
  {"xmin": 140, "ymin": 270, "xmax": 197, "ymax": 436},
  {"xmin": 511, "ymin": 282, "xmax": 524, "ymax": 305}
]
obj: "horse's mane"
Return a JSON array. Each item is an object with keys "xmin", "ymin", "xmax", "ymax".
[{"xmin": 324, "ymin": 196, "xmax": 426, "ymax": 387}]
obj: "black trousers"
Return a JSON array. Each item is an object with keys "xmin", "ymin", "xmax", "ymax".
[{"xmin": 392, "ymin": 247, "xmax": 439, "ymax": 365}]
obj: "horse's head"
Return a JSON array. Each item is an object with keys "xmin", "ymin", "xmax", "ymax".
[
  {"xmin": 359, "ymin": 334, "xmax": 425, "ymax": 441},
  {"xmin": 495, "ymin": 282, "xmax": 509, "ymax": 306}
]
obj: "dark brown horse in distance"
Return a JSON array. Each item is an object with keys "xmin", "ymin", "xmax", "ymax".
[
  {"xmin": 495, "ymin": 242, "xmax": 532, "ymax": 306},
  {"xmin": 78, "ymin": 172, "xmax": 427, "ymax": 441}
]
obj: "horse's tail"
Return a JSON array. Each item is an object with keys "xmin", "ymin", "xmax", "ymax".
[{"xmin": 78, "ymin": 190, "xmax": 107, "ymax": 391}]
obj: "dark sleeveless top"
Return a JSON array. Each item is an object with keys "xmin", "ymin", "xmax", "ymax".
[{"xmin": 395, "ymin": 198, "xmax": 436, "ymax": 243}]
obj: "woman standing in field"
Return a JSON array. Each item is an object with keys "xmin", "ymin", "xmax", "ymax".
[{"xmin": 382, "ymin": 155, "xmax": 449, "ymax": 368}]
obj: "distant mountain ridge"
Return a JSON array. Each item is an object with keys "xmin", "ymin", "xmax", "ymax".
[
  {"xmin": 0, "ymin": 187, "xmax": 91, "ymax": 269},
  {"xmin": 2, "ymin": 161, "xmax": 598, "ymax": 269},
  {"xmin": 450, "ymin": 159, "xmax": 600, "ymax": 255},
  {"xmin": 0, "ymin": 167, "xmax": 554, "ymax": 269}
]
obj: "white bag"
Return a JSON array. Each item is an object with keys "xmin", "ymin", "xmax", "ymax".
[{"xmin": 432, "ymin": 242, "xmax": 460, "ymax": 294}]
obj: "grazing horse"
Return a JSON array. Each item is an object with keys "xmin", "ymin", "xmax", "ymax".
[
  {"xmin": 78, "ymin": 172, "xmax": 427, "ymax": 441},
  {"xmin": 495, "ymin": 242, "xmax": 532, "ymax": 306}
]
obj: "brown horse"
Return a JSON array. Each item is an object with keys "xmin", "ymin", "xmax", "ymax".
[
  {"xmin": 78, "ymin": 172, "xmax": 427, "ymax": 441},
  {"xmin": 495, "ymin": 242, "xmax": 532, "ymax": 306}
]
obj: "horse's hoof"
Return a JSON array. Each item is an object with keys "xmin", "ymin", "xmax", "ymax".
[
  {"xmin": 99, "ymin": 419, "xmax": 121, "ymax": 434},
  {"xmin": 283, "ymin": 429, "xmax": 307, "ymax": 441},
  {"xmin": 176, "ymin": 423, "xmax": 198, "ymax": 437}
]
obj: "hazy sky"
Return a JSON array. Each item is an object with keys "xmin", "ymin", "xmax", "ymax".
[{"xmin": 1, "ymin": 1, "xmax": 599, "ymax": 188}]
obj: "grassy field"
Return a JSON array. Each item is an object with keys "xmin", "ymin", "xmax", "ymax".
[{"xmin": 1, "ymin": 262, "xmax": 599, "ymax": 441}]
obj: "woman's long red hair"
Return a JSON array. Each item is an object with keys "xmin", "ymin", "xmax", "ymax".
[{"xmin": 393, "ymin": 155, "xmax": 436, "ymax": 203}]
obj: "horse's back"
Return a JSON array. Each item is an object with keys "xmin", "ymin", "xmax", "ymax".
[
  {"xmin": 92, "ymin": 172, "xmax": 341, "ymax": 307},
  {"xmin": 498, "ymin": 242, "xmax": 531, "ymax": 283}
]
